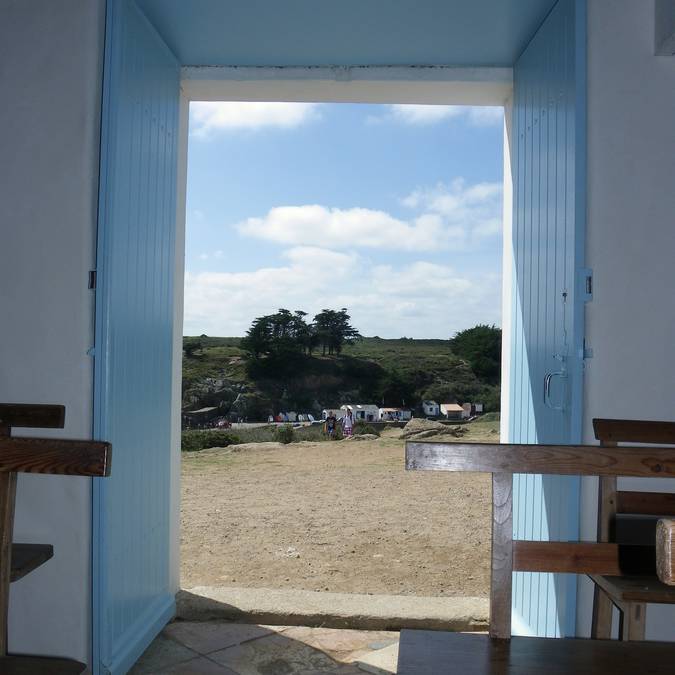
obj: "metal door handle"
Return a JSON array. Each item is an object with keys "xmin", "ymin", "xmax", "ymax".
[{"xmin": 544, "ymin": 371, "xmax": 567, "ymax": 411}]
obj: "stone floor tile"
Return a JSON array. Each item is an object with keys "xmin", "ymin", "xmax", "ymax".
[
  {"xmin": 208, "ymin": 632, "xmax": 357, "ymax": 675},
  {"xmin": 165, "ymin": 621, "xmax": 274, "ymax": 655},
  {"xmin": 353, "ymin": 643, "xmax": 399, "ymax": 675},
  {"xmin": 129, "ymin": 634, "xmax": 200, "ymax": 674},
  {"xmin": 161, "ymin": 656, "xmax": 239, "ymax": 674},
  {"xmin": 280, "ymin": 627, "xmax": 398, "ymax": 663}
]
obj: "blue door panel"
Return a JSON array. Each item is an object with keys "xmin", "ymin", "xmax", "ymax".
[
  {"xmin": 509, "ymin": 0, "xmax": 586, "ymax": 637},
  {"xmin": 94, "ymin": 1, "xmax": 180, "ymax": 672}
]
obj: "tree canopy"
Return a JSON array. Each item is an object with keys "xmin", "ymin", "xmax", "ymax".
[
  {"xmin": 449, "ymin": 324, "xmax": 502, "ymax": 384},
  {"xmin": 240, "ymin": 308, "xmax": 360, "ymax": 360}
]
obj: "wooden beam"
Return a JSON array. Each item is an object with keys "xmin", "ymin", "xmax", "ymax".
[
  {"xmin": 513, "ymin": 542, "xmax": 657, "ymax": 576},
  {"xmin": 405, "ymin": 442, "xmax": 675, "ymax": 478},
  {"xmin": 617, "ymin": 492, "xmax": 675, "ymax": 516},
  {"xmin": 489, "ymin": 473, "xmax": 512, "ymax": 639},
  {"xmin": 0, "ymin": 404, "xmax": 65, "ymax": 430},
  {"xmin": 593, "ymin": 418, "xmax": 675, "ymax": 445},
  {"xmin": 0, "ymin": 438, "xmax": 111, "ymax": 477},
  {"xmin": 514, "ymin": 542, "xmax": 622, "ymax": 575}
]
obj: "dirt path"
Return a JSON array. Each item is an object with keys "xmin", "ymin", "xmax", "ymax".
[{"xmin": 182, "ymin": 426, "xmax": 495, "ymax": 598}]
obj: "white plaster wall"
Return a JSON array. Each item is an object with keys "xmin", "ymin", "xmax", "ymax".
[
  {"xmin": 0, "ymin": 0, "xmax": 105, "ymax": 663},
  {"xmin": 578, "ymin": 0, "xmax": 675, "ymax": 640}
]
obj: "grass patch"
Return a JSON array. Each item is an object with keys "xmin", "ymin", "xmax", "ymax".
[
  {"xmin": 275, "ymin": 424, "xmax": 295, "ymax": 444},
  {"xmin": 182, "ymin": 430, "xmax": 241, "ymax": 452},
  {"xmin": 353, "ymin": 421, "xmax": 380, "ymax": 436}
]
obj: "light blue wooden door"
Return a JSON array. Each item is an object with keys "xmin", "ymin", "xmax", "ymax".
[
  {"xmin": 93, "ymin": 1, "xmax": 180, "ymax": 672},
  {"xmin": 508, "ymin": 0, "xmax": 587, "ymax": 637}
]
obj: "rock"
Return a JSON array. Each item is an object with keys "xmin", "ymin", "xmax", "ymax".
[
  {"xmin": 400, "ymin": 418, "xmax": 468, "ymax": 440},
  {"xmin": 343, "ymin": 434, "xmax": 379, "ymax": 442}
]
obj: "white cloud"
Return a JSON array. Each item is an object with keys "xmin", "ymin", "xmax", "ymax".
[
  {"xmin": 183, "ymin": 247, "xmax": 500, "ymax": 338},
  {"xmin": 190, "ymin": 102, "xmax": 321, "ymax": 137},
  {"xmin": 401, "ymin": 178, "xmax": 502, "ymax": 242},
  {"xmin": 388, "ymin": 105, "xmax": 464, "ymax": 125},
  {"xmin": 235, "ymin": 178, "xmax": 502, "ymax": 253},
  {"xmin": 236, "ymin": 205, "xmax": 447, "ymax": 252},
  {"xmin": 466, "ymin": 107, "xmax": 504, "ymax": 126},
  {"xmin": 375, "ymin": 104, "xmax": 503, "ymax": 127}
]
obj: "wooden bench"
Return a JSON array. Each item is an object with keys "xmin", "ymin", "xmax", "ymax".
[
  {"xmin": 399, "ymin": 438, "xmax": 675, "ymax": 674},
  {"xmin": 591, "ymin": 418, "xmax": 675, "ymax": 641},
  {"xmin": 0, "ymin": 404, "xmax": 111, "ymax": 674}
]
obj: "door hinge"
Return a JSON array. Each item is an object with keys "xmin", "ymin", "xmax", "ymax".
[
  {"xmin": 579, "ymin": 268, "xmax": 593, "ymax": 302},
  {"xmin": 88, "ymin": 270, "xmax": 97, "ymax": 290},
  {"xmin": 583, "ymin": 338, "xmax": 593, "ymax": 360}
]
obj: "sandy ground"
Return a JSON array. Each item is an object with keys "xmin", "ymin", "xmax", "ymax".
[{"xmin": 181, "ymin": 425, "xmax": 496, "ymax": 598}]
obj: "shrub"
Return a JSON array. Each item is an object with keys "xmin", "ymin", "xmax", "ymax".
[
  {"xmin": 275, "ymin": 424, "xmax": 295, "ymax": 444},
  {"xmin": 181, "ymin": 430, "xmax": 240, "ymax": 452},
  {"xmin": 353, "ymin": 421, "xmax": 380, "ymax": 437}
]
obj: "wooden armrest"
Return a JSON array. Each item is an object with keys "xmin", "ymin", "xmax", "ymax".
[
  {"xmin": 656, "ymin": 519, "xmax": 675, "ymax": 585},
  {"xmin": 405, "ymin": 441, "xmax": 675, "ymax": 478},
  {"xmin": 0, "ymin": 438, "xmax": 111, "ymax": 477},
  {"xmin": 0, "ymin": 405, "xmax": 65, "ymax": 430}
]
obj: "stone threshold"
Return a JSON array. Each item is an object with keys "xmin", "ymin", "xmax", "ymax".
[{"xmin": 177, "ymin": 586, "xmax": 489, "ymax": 632}]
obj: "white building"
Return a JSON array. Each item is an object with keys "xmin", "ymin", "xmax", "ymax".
[
  {"xmin": 341, "ymin": 404, "xmax": 379, "ymax": 422},
  {"xmin": 378, "ymin": 407, "xmax": 413, "ymax": 422},
  {"xmin": 440, "ymin": 403, "xmax": 465, "ymax": 420},
  {"xmin": 422, "ymin": 400, "xmax": 440, "ymax": 416}
]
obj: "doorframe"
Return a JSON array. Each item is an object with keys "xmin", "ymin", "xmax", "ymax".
[{"xmin": 170, "ymin": 67, "xmax": 517, "ymax": 600}]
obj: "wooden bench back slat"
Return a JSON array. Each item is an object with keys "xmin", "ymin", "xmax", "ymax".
[
  {"xmin": 514, "ymin": 542, "xmax": 622, "ymax": 575},
  {"xmin": 513, "ymin": 541, "xmax": 656, "ymax": 576},
  {"xmin": 594, "ymin": 418, "xmax": 675, "ymax": 445},
  {"xmin": 0, "ymin": 405, "xmax": 65, "ymax": 430},
  {"xmin": 0, "ymin": 438, "xmax": 111, "ymax": 477},
  {"xmin": 406, "ymin": 442, "xmax": 675, "ymax": 478},
  {"xmin": 617, "ymin": 491, "xmax": 675, "ymax": 516}
]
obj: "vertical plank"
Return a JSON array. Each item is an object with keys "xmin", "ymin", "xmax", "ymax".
[
  {"xmin": 619, "ymin": 602, "xmax": 646, "ymax": 641},
  {"xmin": 591, "ymin": 450, "xmax": 617, "ymax": 639},
  {"xmin": 591, "ymin": 587, "xmax": 614, "ymax": 639},
  {"xmin": 597, "ymin": 474, "xmax": 617, "ymax": 542},
  {"xmin": 0, "ymin": 423, "xmax": 15, "ymax": 655},
  {"xmin": 490, "ymin": 473, "xmax": 514, "ymax": 639}
]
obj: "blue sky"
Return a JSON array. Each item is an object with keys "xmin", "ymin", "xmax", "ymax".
[{"xmin": 184, "ymin": 102, "xmax": 503, "ymax": 339}]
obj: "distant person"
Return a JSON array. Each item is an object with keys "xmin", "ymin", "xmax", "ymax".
[
  {"xmin": 324, "ymin": 411, "xmax": 337, "ymax": 439},
  {"xmin": 342, "ymin": 409, "xmax": 354, "ymax": 438}
]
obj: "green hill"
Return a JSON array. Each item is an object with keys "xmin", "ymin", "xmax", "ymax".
[{"xmin": 182, "ymin": 336, "xmax": 500, "ymax": 421}]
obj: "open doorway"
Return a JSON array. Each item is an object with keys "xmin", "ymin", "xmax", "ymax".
[{"xmin": 178, "ymin": 100, "xmax": 504, "ymax": 620}]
